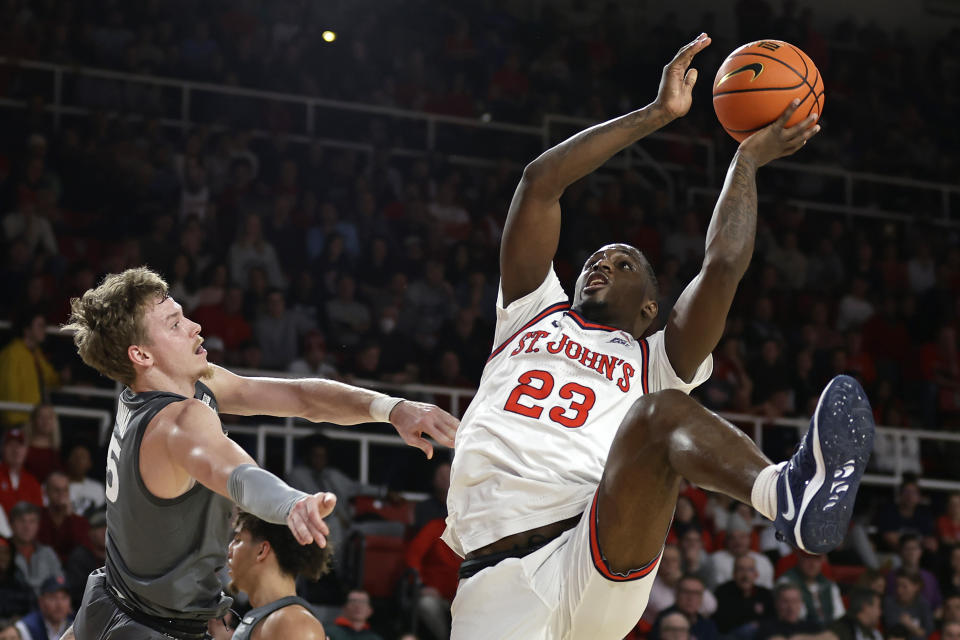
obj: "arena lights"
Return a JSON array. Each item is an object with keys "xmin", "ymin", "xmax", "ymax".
[{"xmin": 322, "ymin": 30, "xmax": 336, "ymax": 43}]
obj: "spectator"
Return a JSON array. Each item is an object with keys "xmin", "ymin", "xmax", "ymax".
[
  {"xmin": 2, "ymin": 197, "xmax": 57, "ymax": 263},
  {"xmin": 651, "ymin": 575, "xmax": 719, "ymax": 640},
  {"xmin": 0, "ymin": 428, "xmax": 43, "ymax": 515},
  {"xmin": 14, "ymin": 574, "xmax": 73, "ymax": 640},
  {"xmin": 288, "ymin": 330, "xmax": 339, "ymax": 378},
  {"xmin": 942, "ymin": 622, "xmax": 960, "ymax": 640},
  {"xmin": 65, "ymin": 506, "xmax": 106, "ymax": 610},
  {"xmin": 826, "ymin": 588, "xmax": 883, "ymax": 640},
  {"xmin": 9, "ymin": 501, "xmax": 63, "ymax": 596},
  {"xmin": 403, "ymin": 261, "xmax": 455, "ymax": 350},
  {"xmin": 907, "ymin": 243, "xmax": 936, "ymax": 294},
  {"xmin": 754, "ymin": 583, "xmax": 826, "ymax": 640},
  {"xmin": 324, "ymin": 275, "xmax": 372, "ymax": 351},
  {"xmin": 938, "ymin": 493, "xmax": 960, "ymax": 545},
  {"xmin": 37, "ymin": 471, "xmax": 88, "ymax": 565},
  {"xmin": 657, "ymin": 611, "xmax": 692, "ymax": 640},
  {"xmin": 326, "ymin": 590, "xmax": 384, "ymax": 640},
  {"xmin": 286, "ymin": 435, "xmax": 384, "ymax": 554},
  {"xmin": 0, "ymin": 310, "xmax": 60, "ymax": 427},
  {"xmin": 23, "ymin": 405, "xmax": 61, "ymax": 484},
  {"xmin": 645, "ymin": 545, "xmax": 717, "ymax": 628},
  {"xmin": 930, "ymin": 594, "xmax": 960, "ymax": 640},
  {"xmin": 679, "ymin": 526, "xmax": 716, "ymax": 590},
  {"xmin": 875, "ymin": 475, "xmax": 937, "ymax": 553},
  {"xmin": 229, "ymin": 213, "xmax": 287, "ymax": 290},
  {"xmin": 64, "ymin": 443, "xmax": 104, "ymax": 517},
  {"xmin": 191, "ymin": 285, "xmax": 253, "ymax": 355},
  {"xmin": 713, "ymin": 554, "xmax": 775, "ymax": 637},
  {"xmin": 254, "ymin": 289, "xmax": 314, "ymax": 370},
  {"xmin": 941, "ymin": 547, "xmax": 960, "ymax": 596},
  {"xmin": 777, "ymin": 552, "xmax": 845, "ymax": 625},
  {"xmin": 0, "ymin": 537, "xmax": 33, "ymax": 617},
  {"xmin": 404, "ymin": 515, "xmax": 461, "ymax": 640},
  {"xmin": 710, "ymin": 513, "xmax": 775, "ymax": 589},
  {"xmin": 884, "ymin": 570, "xmax": 934, "ymax": 640},
  {"xmin": 884, "ymin": 534, "xmax": 941, "ymax": 611},
  {"xmin": 413, "ymin": 460, "xmax": 450, "ymax": 531},
  {"xmin": 0, "ymin": 618, "xmax": 21, "ymax": 640}
]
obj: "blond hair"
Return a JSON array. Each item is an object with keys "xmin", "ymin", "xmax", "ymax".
[{"xmin": 64, "ymin": 267, "xmax": 169, "ymax": 386}]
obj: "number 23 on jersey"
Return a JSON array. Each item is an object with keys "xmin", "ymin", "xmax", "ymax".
[{"xmin": 504, "ymin": 369, "xmax": 596, "ymax": 428}]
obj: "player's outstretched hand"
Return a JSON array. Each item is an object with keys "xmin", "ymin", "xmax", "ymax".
[
  {"xmin": 738, "ymin": 98, "xmax": 821, "ymax": 167},
  {"xmin": 287, "ymin": 492, "xmax": 336, "ymax": 547},
  {"xmin": 655, "ymin": 32, "xmax": 711, "ymax": 120},
  {"xmin": 390, "ymin": 400, "xmax": 459, "ymax": 459}
]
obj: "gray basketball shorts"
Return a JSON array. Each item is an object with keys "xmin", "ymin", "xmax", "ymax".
[{"xmin": 73, "ymin": 569, "xmax": 209, "ymax": 640}]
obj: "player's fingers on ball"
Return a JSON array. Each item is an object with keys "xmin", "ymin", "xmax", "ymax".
[{"xmin": 776, "ymin": 99, "xmax": 802, "ymax": 126}]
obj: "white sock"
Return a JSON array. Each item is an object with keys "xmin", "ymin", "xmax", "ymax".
[{"xmin": 751, "ymin": 462, "xmax": 786, "ymax": 522}]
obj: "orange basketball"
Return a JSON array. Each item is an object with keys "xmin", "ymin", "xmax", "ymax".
[{"xmin": 712, "ymin": 39, "xmax": 824, "ymax": 142}]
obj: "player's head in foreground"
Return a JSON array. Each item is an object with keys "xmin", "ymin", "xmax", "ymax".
[
  {"xmin": 227, "ymin": 510, "xmax": 332, "ymax": 594},
  {"xmin": 65, "ymin": 267, "xmax": 212, "ymax": 389},
  {"xmin": 572, "ymin": 242, "xmax": 660, "ymax": 337}
]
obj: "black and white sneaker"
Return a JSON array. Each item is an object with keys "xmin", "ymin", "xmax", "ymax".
[{"xmin": 773, "ymin": 375, "xmax": 875, "ymax": 553}]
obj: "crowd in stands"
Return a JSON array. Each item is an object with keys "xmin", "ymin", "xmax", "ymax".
[{"xmin": 0, "ymin": 0, "xmax": 959, "ymax": 639}]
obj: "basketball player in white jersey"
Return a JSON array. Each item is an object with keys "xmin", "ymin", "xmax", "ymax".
[{"xmin": 445, "ymin": 33, "xmax": 873, "ymax": 639}]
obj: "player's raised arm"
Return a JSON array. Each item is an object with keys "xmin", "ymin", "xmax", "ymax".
[
  {"xmin": 204, "ymin": 365, "xmax": 458, "ymax": 458},
  {"xmin": 500, "ymin": 33, "xmax": 711, "ymax": 307},
  {"xmin": 664, "ymin": 100, "xmax": 821, "ymax": 382}
]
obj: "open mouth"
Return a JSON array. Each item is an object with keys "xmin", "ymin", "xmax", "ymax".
[
  {"xmin": 195, "ymin": 340, "xmax": 206, "ymax": 355},
  {"xmin": 583, "ymin": 273, "xmax": 609, "ymax": 294}
]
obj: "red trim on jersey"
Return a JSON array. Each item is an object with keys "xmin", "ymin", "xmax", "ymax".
[
  {"xmin": 638, "ymin": 338, "xmax": 650, "ymax": 394},
  {"xmin": 589, "ymin": 488, "xmax": 662, "ymax": 582},
  {"xmin": 487, "ymin": 302, "xmax": 570, "ymax": 362},
  {"xmin": 565, "ymin": 310, "xmax": 622, "ymax": 332}
]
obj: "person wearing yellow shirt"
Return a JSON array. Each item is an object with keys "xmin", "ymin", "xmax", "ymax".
[{"xmin": 0, "ymin": 310, "xmax": 60, "ymax": 427}]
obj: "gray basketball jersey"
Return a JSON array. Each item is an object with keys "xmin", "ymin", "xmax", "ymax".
[
  {"xmin": 104, "ymin": 381, "xmax": 233, "ymax": 621},
  {"xmin": 232, "ymin": 596, "xmax": 318, "ymax": 640}
]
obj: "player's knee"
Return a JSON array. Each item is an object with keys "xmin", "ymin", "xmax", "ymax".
[{"xmin": 625, "ymin": 389, "xmax": 697, "ymax": 441}]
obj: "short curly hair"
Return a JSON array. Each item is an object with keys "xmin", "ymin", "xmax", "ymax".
[
  {"xmin": 235, "ymin": 510, "xmax": 332, "ymax": 581},
  {"xmin": 64, "ymin": 267, "xmax": 169, "ymax": 386}
]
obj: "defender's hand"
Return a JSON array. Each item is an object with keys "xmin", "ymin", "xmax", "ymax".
[
  {"xmin": 390, "ymin": 401, "xmax": 459, "ymax": 459},
  {"xmin": 287, "ymin": 492, "xmax": 336, "ymax": 546},
  {"xmin": 655, "ymin": 33, "xmax": 712, "ymax": 120},
  {"xmin": 738, "ymin": 99, "xmax": 821, "ymax": 168}
]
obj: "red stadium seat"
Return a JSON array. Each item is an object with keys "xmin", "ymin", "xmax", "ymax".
[{"xmin": 353, "ymin": 495, "xmax": 415, "ymax": 527}]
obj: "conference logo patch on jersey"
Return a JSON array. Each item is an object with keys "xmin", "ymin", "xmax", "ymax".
[
  {"xmin": 200, "ymin": 393, "xmax": 212, "ymax": 406},
  {"xmin": 608, "ymin": 336, "xmax": 630, "ymax": 347}
]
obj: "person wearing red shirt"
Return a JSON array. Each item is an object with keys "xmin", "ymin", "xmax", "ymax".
[
  {"xmin": 405, "ymin": 517, "xmax": 462, "ymax": 640},
  {"xmin": 24, "ymin": 404, "xmax": 63, "ymax": 484},
  {"xmin": 38, "ymin": 471, "xmax": 89, "ymax": 564},
  {"xmin": 0, "ymin": 428, "xmax": 43, "ymax": 516},
  {"xmin": 938, "ymin": 493, "xmax": 960, "ymax": 545},
  {"xmin": 190, "ymin": 285, "xmax": 252, "ymax": 354}
]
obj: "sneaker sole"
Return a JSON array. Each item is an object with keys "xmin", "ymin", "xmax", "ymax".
[{"xmin": 794, "ymin": 375, "xmax": 874, "ymax": 553}]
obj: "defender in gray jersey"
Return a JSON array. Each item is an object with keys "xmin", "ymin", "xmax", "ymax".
[
  {"xmin": 217, "ymin": 510, "xmax": 329, "ymax": 640},
  {"xmin": 59, "ymin": 268, "xmax": 458, "ymax": 640}
]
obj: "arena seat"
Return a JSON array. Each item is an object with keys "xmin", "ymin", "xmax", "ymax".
[{"xmin": 342, "ymin": 521, "xmax": 408, "ymax": 599}]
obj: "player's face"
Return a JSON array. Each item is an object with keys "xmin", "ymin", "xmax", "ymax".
[
  {"xmin": 573, "ymin": 244, "xmax": 657, "ymax": 333},
  {"xmin": 140, "ymin": 297, "xmax": 212, "ymax": 382},
  {"xmin": 226, "ymin": 527, "xmax": 258, "ymax": 593}
]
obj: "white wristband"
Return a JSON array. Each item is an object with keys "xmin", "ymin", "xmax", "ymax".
[{"xmin": 369, "ymin": 395, "xmax": 404, "ymax": 423}]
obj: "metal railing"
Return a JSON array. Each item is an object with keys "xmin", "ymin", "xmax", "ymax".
[
  {"xmin": 0, "ymin": 400, "xmax": 112, "ymax": 437},
  {"xmin": 2, "ymin": 57, "xmax": 958, "ymax": 219}
]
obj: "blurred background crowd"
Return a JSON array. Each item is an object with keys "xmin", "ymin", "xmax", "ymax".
[{"xmin": 0, "ymin": 0, "xmax": 959, "ymax": 639}]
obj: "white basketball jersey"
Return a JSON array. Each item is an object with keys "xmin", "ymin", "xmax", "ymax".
[{"xmin": 443, "ymin": 267, "xmax": 713, "ymax": 557}]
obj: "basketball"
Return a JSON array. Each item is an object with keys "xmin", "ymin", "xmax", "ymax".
[{"xmin": 712, "ymin": 39, "xmax": 824, "ymax": 142}]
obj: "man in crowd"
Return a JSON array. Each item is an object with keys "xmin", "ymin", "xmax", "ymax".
[
  {"xmin": 66, "ymin": 506, "xmax": 106, "ymax": 609},
  {"xmin": 14, "ymin": 574, "xmax": 74, "ymax": 640},
  {"xmin": 652, "ymin": 575, "xmax": 718, "ymax": 640},
  {"xmin": 0, "ymin": 428, "xmax": 43, "ymax": 515},
  {"xmin": 827, "ymin": 588, "xmax": 883, "ymax": 640},
  {"xmin": 755, "ymin": 583, "xmax": 827, "ymax": 640},
  {"xmin": 710, "ymin": 513, "xmax": 775, "ymax": 588},
  {"xmin": 64, "ymin": 443, "xmax": 104, "ymax": 517},
  {"xmin": 777, "ymin": 552, "xmax": 845, "ymax": 625},
  {"xmin": 38, "ymin": 471, "xmax": 89, "ymax": 564},
  {"xmin": 10, "ymin": 501, "xmax": 62, "ymax": 595},
  {"xmin": 714, "ymin": 554, "xmax": 774, "ymax": 638},
  {"xmin": 326, "ymin": 590, "xmax": 384, "ymax": 640}
]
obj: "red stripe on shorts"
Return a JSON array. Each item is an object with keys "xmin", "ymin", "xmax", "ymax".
[{"xmin": 588, "ymin": 489, "xmax": 662, "ymax": 582}]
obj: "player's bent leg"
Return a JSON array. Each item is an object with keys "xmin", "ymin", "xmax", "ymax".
[{"xmin": 597, "ymin": 389, "xmax": 773, "ymax": 572}]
